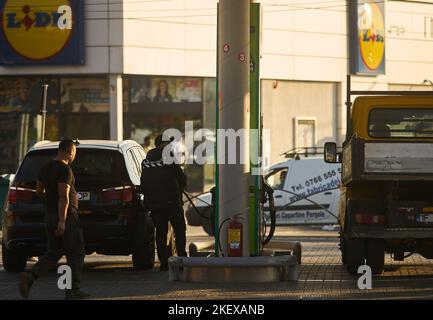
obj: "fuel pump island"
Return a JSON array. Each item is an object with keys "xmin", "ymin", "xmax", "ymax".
[{"xmin": 168, "ymin": 0, "xmax": 300, "ymax": 283}]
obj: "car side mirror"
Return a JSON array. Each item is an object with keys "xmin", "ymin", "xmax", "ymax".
[{"xmin": 324, "ymin": 142, "xmax": 338, "ymax": 163}]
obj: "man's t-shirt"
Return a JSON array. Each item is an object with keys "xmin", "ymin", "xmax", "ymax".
[{"xmin": 38, "ymin": 160, "xmax": 78, "ymax": 216}]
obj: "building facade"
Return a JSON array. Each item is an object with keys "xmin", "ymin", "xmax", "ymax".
[{"xmin": 1, "ymin": 0, "xmax": 433, "ymax": 191}]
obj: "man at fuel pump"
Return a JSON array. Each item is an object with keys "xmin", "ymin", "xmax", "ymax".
[{"xmin": 140, "ymin": 134, "xmax": 187, "ymax": 271}]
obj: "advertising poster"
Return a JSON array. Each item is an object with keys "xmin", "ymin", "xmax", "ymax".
[
  {"xmin": 131, "ymin": 77, "xmax": 202, "ymax": 104},
  {"xmin": 0, "ymin": 78, "xmax": 59, "ymax": 113}
]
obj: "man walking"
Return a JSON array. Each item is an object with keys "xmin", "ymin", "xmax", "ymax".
[
  {"xmin": 19, "ymin": 139, "xmax": 90, "ymax": 300},
  {"xmin": 141, "ymin": 134, "xmax": 187, "ymax": 271}
]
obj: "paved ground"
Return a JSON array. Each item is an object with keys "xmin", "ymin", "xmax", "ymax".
[{"xmin": 2, "ymin": 225, "xmax": 433, "ymax": 300}]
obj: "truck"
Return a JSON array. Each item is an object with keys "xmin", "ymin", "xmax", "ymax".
[{"xmin": 324, "ymin": 76, "xmax": 433, "ymax": 274}]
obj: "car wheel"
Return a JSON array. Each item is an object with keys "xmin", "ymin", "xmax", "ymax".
[
  {"xmin": 346, "ymin": 237, "xmax": 365, "ymax": 275},
  {"xmin": 366, "ymin": 239, "xmax": 385, "ymax": 274},
  {"xmin": 2, "ymin": 241, "xmax": 27, "ymax": 272},
  {"xmin": 132, "ymin": 216, "xmax": 155, "ymax": 270}
]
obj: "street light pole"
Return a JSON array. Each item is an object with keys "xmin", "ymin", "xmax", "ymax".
[{"xmin": 40, "ymin": 84, "xmax": 49, "ymax": 141}]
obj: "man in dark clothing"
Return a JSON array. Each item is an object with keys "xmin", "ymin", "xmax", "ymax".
[
  {"xmin": 19, "ymin": 139, "xmax": 90, "ymax": 300},
  {"xmin": 141, "ymin": 134, "xmax": 187, "ymax": 271}
]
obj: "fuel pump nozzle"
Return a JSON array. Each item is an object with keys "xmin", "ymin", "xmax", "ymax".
[{"xmin": 262, "ymin": 178, "xmax": 276, "ymax": 246}]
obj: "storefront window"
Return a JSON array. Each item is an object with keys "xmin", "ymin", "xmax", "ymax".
[
  {"xmin": 60, "ymin": 78, "xmax": 109, "ymax": 113},
  {"xmin": 0, "ymin": 77, "xmax": 60, "ymax": 172},
  {"xmin": 59, "ymin": 77, "xmax": 110, "ymax": 140},
  {"xmin": 126, "ymin": 75, "xmax": 204, "ymax": 191}
]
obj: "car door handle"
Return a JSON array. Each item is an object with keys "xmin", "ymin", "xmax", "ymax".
[
  {"xmin": 324, "ymin": 192, "xmax": 333, "ymax": 195},
  {"xmin": 275, "ymin": 195, "xmax": 283, "ymax": 198}
]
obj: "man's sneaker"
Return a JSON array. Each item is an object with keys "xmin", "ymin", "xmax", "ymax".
[
  {"xmin": 19, "ymin": 272, "xmax": 35, "ymax": 299},
  {"xmin": 65, "ymin": 289, "xmax": 91, "ymax": 300}
]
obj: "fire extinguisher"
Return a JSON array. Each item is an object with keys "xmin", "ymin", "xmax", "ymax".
[{"xmin": 227, "ymin": 215, "xmax": 243, "ymax": 257}]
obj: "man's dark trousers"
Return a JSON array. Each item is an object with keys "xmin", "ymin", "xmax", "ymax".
[
  {"xmin": 152, "ymin": 208, "xmax": 187, "ymax": 267},
  {"xmin": 31, "ymin": 213, "xmax": 85, "ymax": 290}
]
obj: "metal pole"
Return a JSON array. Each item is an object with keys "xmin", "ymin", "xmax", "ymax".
[
  {"xmin": 249, "ymin": 2, "xmax": 261, "ymax": 256},
  {"xmin": 217, "ymin": 0, "xmax": 250, "ymax": 257},
  {"xmin": 345, "ymin": 74, "xmax": 352, "ymax": 142},
  {"xmin": 18, "ymin": 113, "xmax": 29, "ymax": 163},
  {"xmin": 109, "ymin": 74, "xmax": 123, "ymax": 141},
  {"xmin": 40, "ymin": 84, "xmax": 49, "ymax": 141}
]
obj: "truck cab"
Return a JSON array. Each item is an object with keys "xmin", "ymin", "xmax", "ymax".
[{"xmin": 325, "ymin": 94, "xmax": 433, "ymax": 274}]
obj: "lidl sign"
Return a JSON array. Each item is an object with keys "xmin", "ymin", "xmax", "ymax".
[
  {"xmin": 349, "ymin": 0, "xmax": 385, "ymax": 75},
  {"xmin": 0, "ymin": 0, "xmax": 84, "ymax": 65}
]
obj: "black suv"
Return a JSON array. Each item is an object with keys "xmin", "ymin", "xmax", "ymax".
[{"xmin": 2, "ymin": 140, "xmax": 155, "ymax": 271}]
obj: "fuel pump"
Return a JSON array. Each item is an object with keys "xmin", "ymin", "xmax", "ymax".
[
  {"xmin": 210, "ymin": 2, "xmax": 277, "ymax": 256},
  {"xmin": 184, "ymin": 178, "xmax": 277, "ymax": 257},
  {"xmin": 168, "ymin": 1, "xmax": 299, "ymax": 283},
  {"xmin": 184, "ymin": 1, "xmax": 276, "ymax": 257}
]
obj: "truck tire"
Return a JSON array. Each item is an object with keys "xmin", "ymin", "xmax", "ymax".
[
  {"xmin": 366, "ymin": 239, "xmax": 384, "ymax": 274},
  {"xmin": 132, "ymin": 216, "xmax": 155, "ymax": 270},
  {"xmin": 345, "ymin": 237, "xmax": 365, "ymax": 275},
  {"xmin": 2, "ymin": 241, "xmax": 27, "ymax": 272}
]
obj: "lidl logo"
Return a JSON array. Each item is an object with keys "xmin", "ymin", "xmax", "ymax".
[
  {"xmin": 358, "ymin": 3, "xmax": 385, "ymax": 71},
  {"xmin": 0, "ymin": 0, "xmax": 84, "ymax": 65},
  {"xmin": 349, "ymin": 0, "xmax": 385, "ymax": 75}
]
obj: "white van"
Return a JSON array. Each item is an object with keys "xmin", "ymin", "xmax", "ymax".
[
  {"xmin": 185, "ymin": 157, "xmax": 341, "ymax": 234},
  {"xmin": 264, "ymin": 157, "xmax": 340, "ymax": 225}
]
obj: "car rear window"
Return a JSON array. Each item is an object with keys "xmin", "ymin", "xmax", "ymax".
[
  {"xmin": 14, "ymin": 148, "xmax": 128, "ymax": 187},
  {"xmin": 14, "ymin": 149, "xmax": 57, "ymax": 187},
  {"xmin": 369, "ymin": 108, "xmax": 433, "ymax": 138}
]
